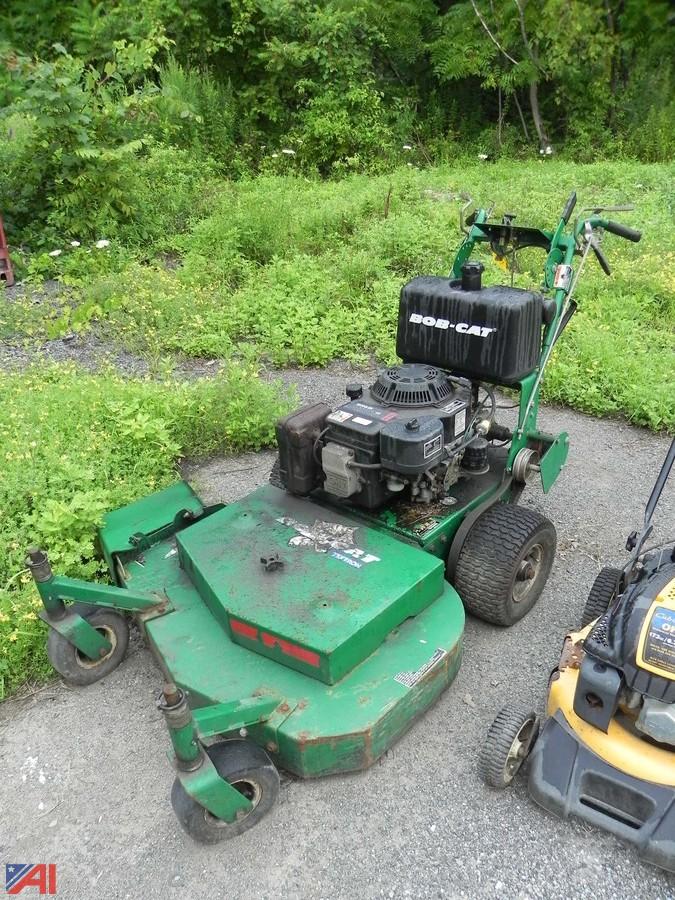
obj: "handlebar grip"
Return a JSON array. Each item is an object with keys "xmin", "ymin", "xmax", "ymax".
[
  {"xmin": 591, "ymin": 243, "xmax": 611, "ymax": 276},
  {"xmin": 604, "ymin": 220, "xmax": 642, "ymax": 242},
  {"xmin": 561, "ymin": 191, "xmax": 577, "ymax": 224}
]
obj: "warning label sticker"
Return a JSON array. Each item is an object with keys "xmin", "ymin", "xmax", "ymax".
[
  {"xmin": 642, "ymin": 606, "xmax": 675, "ymax": 676},
  {"xmin": 352, "ymin": 416, "xmax": 373, "ymax": 426},
  {"xmin": 327, "ymin": 410, "xmax": 352, "ymax": 423},
  {"xmin": 394, "ymin": 648, "xmax": 447, "ymax": 687},
  {"xmin": 454, "ymin": 408, "xmax": 466, "ymax": 436},
  {"xmin": 423, "ymin": 434, "xmax": 443, "ymax": 459},
  {"xmin": 443, "ymin": 398, "xmax": 466, "ymax": 415}
]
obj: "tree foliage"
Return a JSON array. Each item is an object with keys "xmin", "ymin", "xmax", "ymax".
[{"xmin": 0, "ymin": 0, "xmax": 673, "ymax": 240}]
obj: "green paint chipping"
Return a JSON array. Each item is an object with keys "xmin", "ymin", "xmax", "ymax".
[
  {"xmin": 99, "ymin": 480, "xmax": 207, "ymax": 577},
  {"xmin": 133, "ymin": 536, "xmax": 464, "ymax": 777},
  {"xmin": 176, "ymin": 485, "xmax": 446, "ymax": 684}
]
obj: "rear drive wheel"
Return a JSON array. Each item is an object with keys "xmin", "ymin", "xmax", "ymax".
[
  {"xmin": 581, "ymin": 566, "xmax": 621, "ymax": 627},
  {"xmin": 453, "ymin": 504, "xmax": 556, "ymax": 625},
  {"xmin": 47, "ymin": 607, "xmax": 129, "ymax": 686},
  {"xmin": 479, "ymin": 705, "xmax": 540, "ymax": 788},
  {"xmin": 171, "ymin": 740, "xmax": 279, "ymax": 843}
]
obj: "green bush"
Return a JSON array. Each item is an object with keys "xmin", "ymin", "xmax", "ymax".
[
  {"xmin": 290, "ymin": 83, "xmax": 399, "ymax": 176},
  {"xmin": 0, "ymin": 48, "xmax": 155, "ymax": 245},
  {"xmin": 0, "ymin": 363, "xmax": 293, "ymax": 696},
  {"xmin": 153, "ymin": 58, "xmax": 237, "ymax": 170},
  {"xmin": 0, "ymin": 46, "xmax": 221, "ymax": 248}
]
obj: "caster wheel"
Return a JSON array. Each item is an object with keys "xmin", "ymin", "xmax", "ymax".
[
  {"xmin": 453, "ymin": 504, "xmax": 557, "ymax": 625},
  {"xmin": 47, "ymin": 607, "xmax": 129, "ymax": 686},
  {"xmin": 580, "ymin": 566, "xmax": 621, "ymax": 627},
  {"xmin": 479, "ymin": 705, "xmax": 540, "ymax": 789},
  {"xmin": 171, "ymin": 740, "xmax": 280, "ymax": 843}
]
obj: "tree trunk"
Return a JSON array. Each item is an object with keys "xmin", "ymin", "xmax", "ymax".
[{"xmin": 528, "ymin": 80, "xmax": 552, "ymax": 152}]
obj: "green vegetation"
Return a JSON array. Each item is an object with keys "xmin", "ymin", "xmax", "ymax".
[
  {"xmin": 0, "ymin": 364, "xmax": 292, "ymax": 696},
  {"xmin": 10, "ymin": 160, "xmax": 672, "ymax": 428},
  {"xmin": 1, "ymin": 1, "xmax": 674, "ymax": 243}
]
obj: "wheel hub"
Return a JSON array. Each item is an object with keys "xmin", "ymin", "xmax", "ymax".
[
  {"xmin": 75, "ymin": 626, "xmax": 117, "ymax": 668},
  {"xmin": 204, "ymin": 778, "xmax": 262, "ymax": 827},
  {"xmin": 504, "ymin": 719, "xmax": 537, "ymax": 778},
  {"xmin": 512, "ymin": 544, "xmax": 544, "ymax": 603},
  {"xmin": 517, "ymin": 560, "xmax": 536, "ymax": 581}
]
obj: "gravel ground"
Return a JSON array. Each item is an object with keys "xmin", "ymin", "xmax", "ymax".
[
  {"xmin": 1, "ymin": 364, "xmax": 674, "ymax": 900},
  {"xmin": 0, "ymin": 328, "xmax": 229, "ymax": 379}
]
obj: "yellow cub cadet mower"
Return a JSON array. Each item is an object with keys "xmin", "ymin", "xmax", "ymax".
[{"xmin": 480, "ymin": 437, "xmax": 675, "ymax": 873}]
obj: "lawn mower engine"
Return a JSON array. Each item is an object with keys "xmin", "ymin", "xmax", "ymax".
[
  {"xmin": 276, "ymin": 261, "xmax": 555, "ymax": 510},
  {"xmin": 575, "ymin": 556, "xmax": 675, "ymax": 747}
]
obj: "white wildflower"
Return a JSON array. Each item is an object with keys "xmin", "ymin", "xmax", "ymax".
[
  {"xmin": 95, "ymin": 239, "xmax": 110, "ymax": 249},
  {"xmin": 48, "ymin": 249, "xmax": 62, "ymax": 257},
  {"xmin": 545, "ymin": 145, "xmax": 553, "ymax": 156},
  {"xmin": 281, "ymin": 148, "xmax": 296, "ymax": 156},
  {"xmin": 477, "ymin": 153, "xmax": 489, "ymax": 161},
  {"xmin": 271, "ymin": 153, "xmax": 279, "ymax": 158},
  {"xmin": 402, "ymin": 144, "xmax": 413, "ymax": 151},
  {"xmin": 70, "ymin": 240, "xmax": 81, "ymax": 247}
]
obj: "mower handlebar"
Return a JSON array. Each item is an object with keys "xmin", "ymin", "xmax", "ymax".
[
  {"xmin": 561, "ymin": 191, "xmax": 577, "ymax": 224},
  {"xmin": 603, "ymin": 220, "xmax": 642, "ymax": 242}
]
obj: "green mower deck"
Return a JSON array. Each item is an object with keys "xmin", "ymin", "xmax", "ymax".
[{"xmin": 97, "ymin": 482, "xmax": 463, "ymax": 778}]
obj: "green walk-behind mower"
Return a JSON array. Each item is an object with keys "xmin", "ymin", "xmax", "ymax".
[
  {"xmin": 29, "ymin": 192, "xmax": 642, "ymax": 842},
  {"xmin": 479, "ymin": 437, "xmax": 675, "ymax": 873}
]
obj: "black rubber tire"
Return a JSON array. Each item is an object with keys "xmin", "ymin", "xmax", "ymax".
[
  {"xmin": 269, "ymin": 455, "xmax": 284, "ymax": 490},
  {"xmin": 453, "ymin": 504, "xmax": 557, "ymax": 626},
  {"xmin": 46, "ymin": 607, "xmax": 129, "ymax": 686},
  {"xmin": 171, "ymin": 740, "xmax": 279, "ymax": 844},
  {"xmin": 479, "ymin": 705, "xmax": 540, "ymax": 789},
  {"xmin": 581, "ymin": 566, "xmax": 621, "ymax": 627}
]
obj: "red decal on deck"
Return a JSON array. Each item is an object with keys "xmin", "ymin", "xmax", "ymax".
[
  {"xmin": 261, "ymin": 632, "xmax": 321, "ymax": 667},
  {"xmin": 230, "ymin": 618, "xmax": 259, "ymax": 640}
]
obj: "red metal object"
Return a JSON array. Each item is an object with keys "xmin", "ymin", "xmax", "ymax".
[{"xmin": 0, "ymin": 214, "xmax": 15, "ymax": 286}]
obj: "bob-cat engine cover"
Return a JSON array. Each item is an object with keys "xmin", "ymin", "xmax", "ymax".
[{"xmin": 397, "ymin": 276, "xmax": 554, "ymax": 384}]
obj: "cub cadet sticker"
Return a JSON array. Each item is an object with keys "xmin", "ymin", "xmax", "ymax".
[
  {"xmin": 276, "ymin": 516, "xmax": 380, "ymax": 567},
  {"xmin": 409, "ymin": 313, "xmax": 495, "ymax": 338},
  {"xmin": 641, "ymin": 606, "xmax": 675, "ymax": 676},
  {"xmin": 394, "ymin": 648, "xmax": 447, "ymax": 687}
]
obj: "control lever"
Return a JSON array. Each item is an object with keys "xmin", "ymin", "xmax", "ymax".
[
  {"xmin": 582, "ymin": 204, "xmax": 634, "ymax": 214},
  {"xmin": 591, "ymin": 241, "xmax": 611, "ymax": 276}
]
